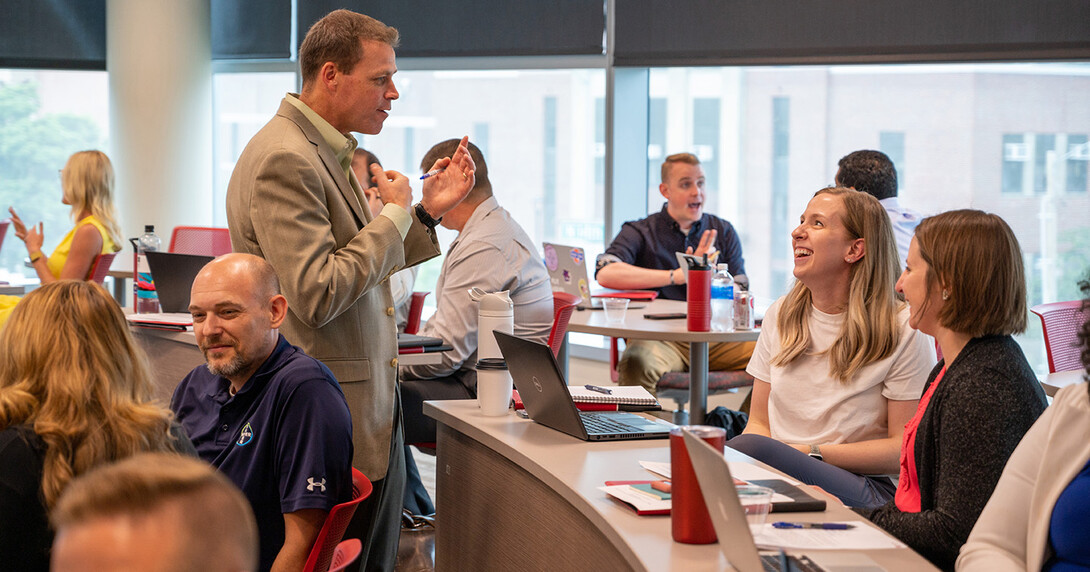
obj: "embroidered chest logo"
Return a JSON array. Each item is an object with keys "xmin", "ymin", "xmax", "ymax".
[
  {"xmin": 236, "ymin": 423, "xmax": 254, "ymax": 446},
  {"xmin": 307, "ymin": 477, "xmax": 327, "ymax": 492}
]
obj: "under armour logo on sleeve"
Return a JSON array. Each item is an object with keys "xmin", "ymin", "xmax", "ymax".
[{"xmin": 306, "ymin": 477, "xmax": 326, "ymax": 492}]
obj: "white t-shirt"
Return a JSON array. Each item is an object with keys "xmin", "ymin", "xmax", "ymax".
[{"xmin": 746, "ymin": 297, "xmax": 934, "ymax": 445}]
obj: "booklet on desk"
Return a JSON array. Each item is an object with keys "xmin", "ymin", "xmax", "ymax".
[{"xmin": 512, "ymin": 386, "xmax": 661, "ymax": 412}]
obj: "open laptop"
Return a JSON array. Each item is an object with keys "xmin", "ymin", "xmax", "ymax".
[
  {"xmin": 494, "ymin": 331, "xmax": 673, "ymax": 441},
  {"xmin": 541, "ymin": 243, "xmax": 647, "ymax": 310},
  {"xmin": 145, "ymin": 251, "xmax": 214, "ymax": 313},
  {"xmin": 683, "ymin": 430, "xmax": 886, "ymax": 572}
]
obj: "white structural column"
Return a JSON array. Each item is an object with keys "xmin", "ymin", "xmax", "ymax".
[{"xmin": 107, "ymin": 0, "xmax": 213, "ymax": 242}]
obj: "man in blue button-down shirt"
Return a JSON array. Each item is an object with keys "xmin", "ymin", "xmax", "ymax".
[{"xmin": 171, "ymin": 254, "xmax": 353, "ymax": 572}]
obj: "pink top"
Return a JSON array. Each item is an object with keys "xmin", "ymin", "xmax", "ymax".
[{"xmin": 895, "ymin": 366, "xmax": 946, "ymax": 512}]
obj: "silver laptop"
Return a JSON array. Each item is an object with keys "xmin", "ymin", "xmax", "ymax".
[
  {"xmin": 683, "ymin": 430, "xmax": 886, "ymax": 572},
  {"xmin": 494, "ymin": 331, "xmax": 673, "ymax": 441},
  {"xmin": 542, "ymin": 242, "xmax": 646, "ymax": 310}
]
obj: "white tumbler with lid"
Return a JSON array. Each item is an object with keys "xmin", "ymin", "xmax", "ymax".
[{"xmin": 471, "ymin": 289, "xmax": 513, "ymax": 361}]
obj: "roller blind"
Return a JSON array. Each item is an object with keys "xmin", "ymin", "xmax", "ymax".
[
  {"xmin": 298, "ymin": 1, "xmax": 606, "ymax": 58},
  {"xmin": 615, "ymin": 0, "xmax": 1090, "ymax": 66},
  {"xmin": 212, "ymin": 0, "xmax": 292, "ymax": 60},
  {"xmin": 0, "ymin": 0, "xmax": 106, "ymax": 70}
]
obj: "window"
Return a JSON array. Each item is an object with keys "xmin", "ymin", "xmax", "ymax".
[
  {"xmin": 0, "ymin": 69, "xmax": 109, "ymax": 282},
  {"xmin": 645, "ymin": 63, "xmax": 1090, "ymax": 374},
  {"xmin": 358, "ymin": 69, "xmax": 606, "ymax": 297},
  {"xmin": 211, "ymin": 71, "xmax": 297, "ymax": 226}
]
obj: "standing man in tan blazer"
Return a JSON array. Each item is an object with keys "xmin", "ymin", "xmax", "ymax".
[{"xmin": 225, "ymin": 10, "xmax": 475, "ymax": 571}]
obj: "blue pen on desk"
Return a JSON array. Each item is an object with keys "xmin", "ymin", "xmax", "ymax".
[
  {"xmin": 584, "ymin": 384, "xmax": 613, "ymax": 395},
  {"xmin": 419, "ymin": 167, "xmax": 446, "ymax": 180},
  {"xmin": 772, "ymin": 522, "xmax": 854, "ymax": 530}
]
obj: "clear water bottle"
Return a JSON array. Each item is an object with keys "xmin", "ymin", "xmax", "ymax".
[
  {"xmin": 134, "ymin": 225, "xmax": 161, "ymax": 313},
  {"xmin": 710, "ymin": 263, "xmax": 735, "ymax": 332}
]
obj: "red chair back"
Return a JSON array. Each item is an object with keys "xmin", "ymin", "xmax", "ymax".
[
  {"xmin": 548, "ymin": 292, "xmax": 582, "ymax": 357},
  {"xmin": 1031, "ymin": 301, "xmax": 1088, "ymax": 373},
  {"xmin": 169, "ymin": 226, "xmax": 232, "ymax": 257},
  {"xmin": 88, "ymin": 252, "xmax": 117, "ymax": 285},
  {"xmin": 404, "ymin": 291, "xmax": 430, "ymax": 335},
  {"xmin": 328, "ymin": 538, "xmax": 362, "ymax": 572},
  {"xmin": 302, "ymin": 468, "xmax": 373, "ymax": 572}
]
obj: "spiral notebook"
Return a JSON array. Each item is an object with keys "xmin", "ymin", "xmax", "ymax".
[{"xmin": 568, "ymin": 386, "xmax": 657, "ymax": 406}]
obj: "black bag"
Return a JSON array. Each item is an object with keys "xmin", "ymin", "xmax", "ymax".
[{"xmin": 703, "ymin": 406, "xmax": 748, "ymax": 439}]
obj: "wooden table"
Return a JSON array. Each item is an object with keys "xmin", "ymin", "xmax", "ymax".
[
  {"xmin": 567, "ymin": 299, "xmax": 759, "ymax": 424},
  {"xmin": 424, "ymin": 400, "xmax": 937, "ymax": 571}
]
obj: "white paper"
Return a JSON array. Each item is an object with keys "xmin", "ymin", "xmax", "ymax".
[
  {"xmin": 753, "ymin": 523, "xmax": 906, "ymax": 550},
  {"xmin": 640, "ymin": 460, "xmax": 671, "ymax": 479},
  {"xmin": 599, "ymin": 485, "xmax": 670, "ymax": 512},
  {"xmin": 127, "ymin": 312, "xmax": 194, "ymax": 325},
  {"xmin": 642, "ymin": 461, "xmax": 802, "ymax": 485}
]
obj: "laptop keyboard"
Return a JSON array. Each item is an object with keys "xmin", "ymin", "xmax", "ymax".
[
  {"xmin": 760, "ymin": 554, "xmax": 826, "ymax": 572},
  {"xmin": 581, "ymin": 413, "xmax": 641, "ymax": 434}
]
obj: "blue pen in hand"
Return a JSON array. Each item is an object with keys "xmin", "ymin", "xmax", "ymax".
[
  {"xmin": 584, "ymin": 384, "xmax": 613, "ymax": 395},
  {"xmin": 772, "ymin": 522, "xmax": 854, "ymax": 530},
  {"xmin": 419, "ymin": 167, "xmax": 446, "ymax": 180}
]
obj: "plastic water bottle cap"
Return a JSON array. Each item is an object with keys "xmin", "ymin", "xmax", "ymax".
[{"xmin": 476, "ymin": 291, "xmax": 513, "ymax": 313}]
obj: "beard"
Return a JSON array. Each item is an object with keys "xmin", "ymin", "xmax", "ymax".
[{"xmin": 201, "ymin": 336, "xmax": 249, "ymax": 379}]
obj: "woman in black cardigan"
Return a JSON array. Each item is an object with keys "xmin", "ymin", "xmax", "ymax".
[{"xmin": 865, "ymin": 210, "xmax": 1048, "ymax": 571}]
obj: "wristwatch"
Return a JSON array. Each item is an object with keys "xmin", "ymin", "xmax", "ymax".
[
  {"xmin": 414, "ymin": 203, "xmax": 442, "ymax": 229},
  {"xmin": 808, "ymin": 444, "xmax": 823, "ymax": 462}
]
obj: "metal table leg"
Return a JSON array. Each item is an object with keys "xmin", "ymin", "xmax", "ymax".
[{"xmin": 689, "ymin": 341, "xmax": 709, "ymax": 424}]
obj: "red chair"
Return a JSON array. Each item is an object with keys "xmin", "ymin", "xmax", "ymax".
[
  {"xmin": 302, "ymin": 468, "xmax": 373, "ymax": 572},
  {"xmin": 548, "ymin": 292, "xmax": 583, "ymax": 357},
  {"xmin": 327, "ymin": 538, "xmax": 362, "ymax": 572},
  {"xmin": 88, "ymin": 252, "xmax": 117, "ymax": 285},
  {"xmin": 404, "ymin": 291, "xmax": 430, "ymax": 335},
  {"xmin": 1031, "ymin": 301, "xmax": 1089, "ymax": 373},
  {"xmin": 168, "ymin": 226, "xmax": 232, "ymax": 256}
]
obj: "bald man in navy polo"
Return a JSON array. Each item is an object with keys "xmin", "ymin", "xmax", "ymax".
[{"xmin": 171, "ymin": 254, "xmax": 353, "ymax": 572}]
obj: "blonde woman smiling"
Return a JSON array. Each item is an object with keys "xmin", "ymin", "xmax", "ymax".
[{"xmin": 728, "ymin": 187, "xmax": 934, "ymax": 509}]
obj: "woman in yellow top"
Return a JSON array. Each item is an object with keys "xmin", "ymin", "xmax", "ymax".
[{"xmin": 1, "ymin": 150, "xmax": 123, "ymax": 326}]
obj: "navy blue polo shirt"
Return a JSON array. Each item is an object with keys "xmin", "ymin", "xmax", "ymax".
[
  {"xmin": 171, "ymin": 335, "xmax": 353, "ymax": 572},
  {"xmin": 596, "ymin": 204, "xmax": 746, "ymax": 301}
]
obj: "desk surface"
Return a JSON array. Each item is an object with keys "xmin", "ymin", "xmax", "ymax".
[
  {"xmin": 568, "ymin": 299, "xmax": 760, "ymax": 343},
  {"xmin": 425, "ymin": 400, "xmax": 936, "ymax": 571},
  {"xmin": 1041, "ymin": 369, "xmax": 1087, "ymax": 397}
]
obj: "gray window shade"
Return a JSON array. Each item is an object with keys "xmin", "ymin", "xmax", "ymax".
[
  {"xmin": 615, "ymin": 0, "xmax": 1090, "ymax": 66},
  {"xmin": 298, "ymin": 1, "xmax": 605, "ymax": 57},
  {"xmin": 212, "ymin": 0, "xmax": 292, "ymax": 60},
  {"xmin": 0, "ymin": 0, "xmax": 106, "ymax": 70}
]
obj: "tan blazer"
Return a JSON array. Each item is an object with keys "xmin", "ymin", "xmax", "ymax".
[{"xmin": 226, "ymin": 99, "xmax": 440, "ymax": 479}]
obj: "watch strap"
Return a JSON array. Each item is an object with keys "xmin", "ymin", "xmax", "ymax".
[{"xmin": 414, "ymin": 203, "xmax": 442, "ymax": 229}]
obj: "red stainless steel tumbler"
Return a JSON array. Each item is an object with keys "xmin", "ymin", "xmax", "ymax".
[
  {"xmin": 687, "ymin": 268, "xmax": 711, "ymax": 332},
  {"xmin": 670, "ymin": 425, "xmax": 726, "ymax": 544}
]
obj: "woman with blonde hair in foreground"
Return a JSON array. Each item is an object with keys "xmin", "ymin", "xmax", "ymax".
[
  {"xmin": 0, "ymin": 280, "xmax": 194, "ymax": 571},
  {"xmin": 0, "ymin": 150, "xmax": 123, "ymax": 327},
  {"xmin": 728, "ymin": 187, "xmax": 934, "ymax": 509}
]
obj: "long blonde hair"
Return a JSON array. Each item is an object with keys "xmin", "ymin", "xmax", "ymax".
[
  {"xmin": 0, "ymin": 281, "xmax": 178, "ymax": 507},
  {"xmin": 772, "ymin": 187, "xmax": 903, "ymax": 382},
  {"xmin": 61, "ymin": 150, "xmax": 122, "ymax": 252}
]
